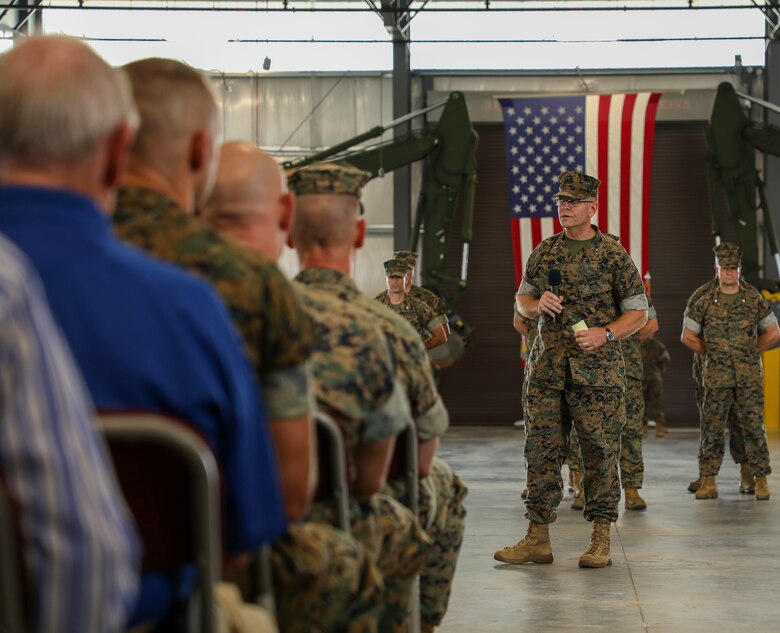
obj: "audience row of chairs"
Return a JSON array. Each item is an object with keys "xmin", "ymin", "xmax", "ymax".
[{"xmin": 0, "ymin": 412, "xmax": 421, "ymax": 633}]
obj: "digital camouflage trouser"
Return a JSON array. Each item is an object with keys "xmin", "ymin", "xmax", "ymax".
[
  {"xmin": 699, "ymin": 385, "xmax": 771, "ymax": 478},
  {"xmin": 642, "ymin": 367, "xmax": 665, "ymax": 426},
  {"xmin": 271, "ymin": 521, "xmax": 383, "ymax": 633},
  {"xmin": 383, "ymin": 457, "xmax": 467, "ymax": 627},
  {"xmin": 695, "ymin": 362, "xmax": 745, "ymax": 464},
  {"xmin": 619, "ymin": 377, "xmax": 644, "ymax": 489},
  {"xmin": 309, "ymin": 494, "xmax": 431, "ymax": 633},
  {"xmin": 524, "ymin": 381, "xmax": 624, "ymax": 524}
]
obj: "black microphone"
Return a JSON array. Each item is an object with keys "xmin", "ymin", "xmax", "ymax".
[{"xmin": 548, "ymin": 269, "xmax": 561, "ymax": 322}]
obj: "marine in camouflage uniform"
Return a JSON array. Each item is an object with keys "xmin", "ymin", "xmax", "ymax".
[
  {"xmin": 378, "ymin": 250, "xmax": 449, "ymax": 324},
  {"xmin": 641, "ymin": 337, "xmax": 670, "ymax": 428},
  {"xmin": 686, "ymin": 278, "xmax": 747, "ymax": 485},
  {"xmin": 377, "ymin": 259, "xmax": 443, "ymax": 342},
  {"xmin": 293, "ymin": 278, "xmax": 431, "ymax": 633},
  {"xmin": 288, "ymin": 161, "xmax": 435, "ymax": 632},
  {"xmin": 616, "ymin": 303, "xmax": 659, "ymax": 510},
  {"xmin": 682, "ymin": 243, "xmax": 779, "ymax": 499},
  {"xmin": 496, "ymin": 171, "xmax": 648, "ymax": 569},
  {"xmin": 290, "ymin": 163, "xmax": 466, "ymax": 633}
]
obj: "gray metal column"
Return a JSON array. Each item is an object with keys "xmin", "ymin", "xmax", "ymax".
[
  {"xmin": 381, "ymin": 0, "xmax": 413, "ymax": 250},
  {"xmin": 392, "ymin": 35, "xmax": 412, "ymax": 250}
]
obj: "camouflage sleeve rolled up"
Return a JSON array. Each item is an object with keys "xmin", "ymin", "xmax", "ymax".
[
  {"xmin": 264, "ymin": 361, "xmax": 315, "ymax": 421},
  {"xmin": 682, "ymin": 279, "xmax": 717, "ymax": 335},
  {"xmin": 613, "ymin": 252, "xmax": 648, "ymax": 313},
  {"xmin": 293, "ymin": 282, "xmax": 411, "ymax": 449},
  {"xmin": 683, "ymin": 286, "xmax": 711, "ymax": 335},
  {"xmin": 757, "ymin": 292, "xmax": 778, "ymax": 331},
  {"xmin": 517, "ymin": 247, "xmax": 544, "ymax": 298},
  {"xmin": 415, "ymin": 297, "xmax": 442, "ymax": 333}
]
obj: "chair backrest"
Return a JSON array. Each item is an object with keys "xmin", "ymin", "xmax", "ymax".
[
  {"xmin": 97, "ymin": 413, "xmax": 221, "ymax": 633},
  {"xmin": 387, "ymin": 420, "xmax": 419, "ymax": 517},
  {"xmin": 313, "ymin": 411, "xmax": 351, "ymax": 532},
  {"xmin": 0, "ymin": 482, "xmax": 26, "ymax": 633}
]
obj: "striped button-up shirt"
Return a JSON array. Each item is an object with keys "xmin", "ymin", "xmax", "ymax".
[{"xmin": 0, "ymin": 236, "xmax": 140, "ymax": 633}]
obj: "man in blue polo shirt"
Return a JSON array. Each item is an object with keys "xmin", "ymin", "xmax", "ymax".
[{"xmin": 0, "ymin": 35, "xmax": 286, "ymax": 627}]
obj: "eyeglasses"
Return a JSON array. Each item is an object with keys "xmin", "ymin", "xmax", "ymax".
[{"xmin": 554, "ymin": 198, "xmax": 595, "ymax": 207}]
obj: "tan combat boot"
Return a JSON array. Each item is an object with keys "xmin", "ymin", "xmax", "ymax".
[
  {"xmin": 420, "ymin": 622, "xmax": 435, "ymax": 633},
  {"xmin": 494, "ymin": 522, "xmax": 553, "ymax": 565},
  {"xmin": 687, "ymin": 477, "xmax": 702, "ymax": 493},
  {"xmin": 578, "ymin": 518, "xmax": 612, "ymax": 568},
  {"xmin": 655, "ymin": 422, "xmax": 668, "ymax": 438},
  {"xmin": 739, "ymin": 463, "xmax": 755, "ymax": 494},
  {"xmin": 754, "ymin": 476, "xmax": 770, "ymax": 500},
  {"xmin": 571, "ymin": 471, "xmax": 585, "ymax": 510},
  {"xmin": 694, "ymin": 475, "xmax": 718, "ymax": 499},
  {"xmin": 624, "ymin": 488, "xmax": 647, "ymax": 510}
]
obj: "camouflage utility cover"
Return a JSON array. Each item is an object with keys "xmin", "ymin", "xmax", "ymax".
[
  {"xmin": 292, "ymin": 280, "xmax": 411, "ymax": 483},
  {"xmin": 517, "ymin": 226, "xmax": 648, "ymax": 390},
  {"xmin": 384, "ymin": 259, "xmax": 407, "ymax": 277},
  {"xmin": 684, "ymin": 278, "xmax": 777, "ymax": 389},
  {"xmin": 287, "ymin": 162, "xmax": 371, "ymax": 198},
  {"xmin": 555, "ymin": 170, "xmax": 601, "ymax": 200},
  {"xmin": 299, "ymin": 268, "xmax": 448, "ymax": 441},
  {"xmin": 393, "ymin": 250, "xmax": 418, "ymax": 268},
  {"xmin": 113, "ymin": 187, "xmax": 316, "ymax": 380},
  {"xmin": 713, "ymin": 242, "xmax": 741, "ymax": 268}
]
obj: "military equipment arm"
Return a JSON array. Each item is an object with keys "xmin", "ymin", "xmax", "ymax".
[
  {"xmin": 283, "ymin": 92, "xmax": 479, "ymax": 344},
  {"xmin": 707, "ymin": 82, "xmax": 780, "ymax": 291}
]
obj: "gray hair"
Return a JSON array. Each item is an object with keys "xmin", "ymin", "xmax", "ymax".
[{"xmin": 0, "ymin": 36, "xmax": 139, "ymax": 166}]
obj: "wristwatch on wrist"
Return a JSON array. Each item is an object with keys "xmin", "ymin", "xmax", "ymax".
[{"xmin": 605, "ymin": 327, "xmax": 616, "ymax": 343}]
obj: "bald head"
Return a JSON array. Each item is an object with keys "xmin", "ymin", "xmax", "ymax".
[
  {"xmin": 0, "ymin": 36, "xmax": 137, "ymax": 168},
  {"xmin": 202, "ymin": 141, "xmax": 292, "ymax": 262}
]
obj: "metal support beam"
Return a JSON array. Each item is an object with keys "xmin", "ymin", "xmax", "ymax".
[
  {"xmin": 392, "ymin": 32, "xmax": 411, "ymax": 250},
  {"xmin": 379, "ymin": 0, "xmax": 413, "ymax": 250}
]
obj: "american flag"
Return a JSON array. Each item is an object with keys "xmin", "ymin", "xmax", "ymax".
[{"xmin": 499, "ymin": 93, "xmax": 661, "ymax": 285}]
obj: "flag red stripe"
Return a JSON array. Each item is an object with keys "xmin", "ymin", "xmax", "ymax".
[
  {"xmin": 531, "ymin": 218, "xmax": 542, "ymax": 257},
  {"xmin": 620, "ymin": 94, "xmax": 637, "ymax": 248},
  {"xmin": 597, "ymin": 95, "xmax": 611, "ymax": 234},
  {"xmin": 641, "ymin": 93, "xmax": 662, "ymax": 279},
  {"xmin": 511, "ymin": 218, "xmax": 523, "ymax": 286}
]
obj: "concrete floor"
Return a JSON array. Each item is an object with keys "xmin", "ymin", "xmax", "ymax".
[{"xmin": 435, "ymin": 426, "xmax": 780, "ymax": 633}]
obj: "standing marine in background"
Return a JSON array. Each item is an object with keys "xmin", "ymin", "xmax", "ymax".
[
  {"xmin": 377, "ymin": 259, "xmax": 448, "ymax": 351},
  {"xmin": 684, "ymin": 276, "xmax": 751, "ymax": 495},
  {"xmin": 681, "ymin": 242, "xmax": 779, "ymax": 501}
]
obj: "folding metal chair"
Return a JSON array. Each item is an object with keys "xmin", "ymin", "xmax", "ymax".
[
  {"xmin": 314, "ymin": 411, "xmax": 351, "ymax": 532},
  {"xmin": 97, "ymin": 413, "xmax": 221, "ymax": 633},
  {"xmin": 0, "ymin": 483, "xmax": 26, "ymax": 633},
  {"xmin": 251, "ymin": 410, "xmax": 349, "ymax": 615},
  {"xmin": 387, "ymin": 419, "xmax": 421, "ymax": 633}
]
